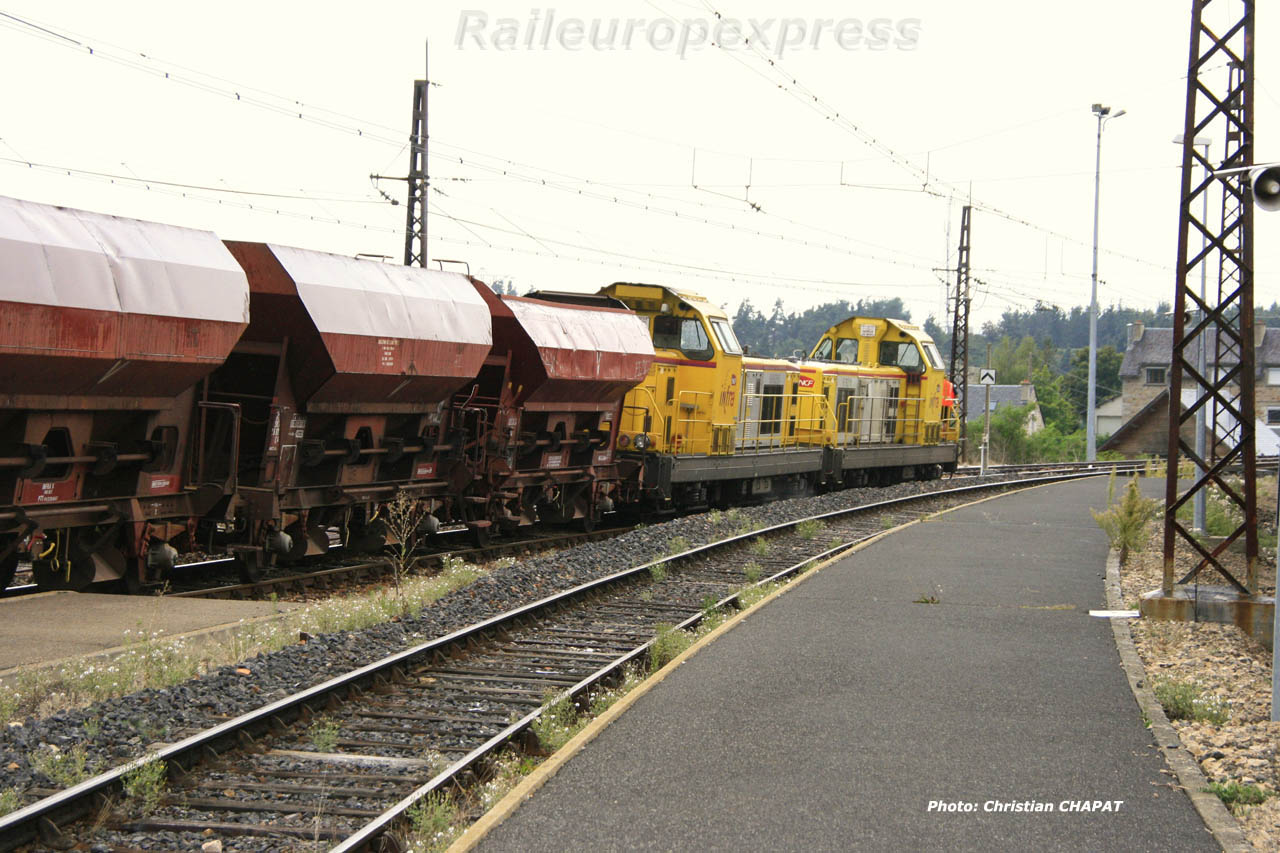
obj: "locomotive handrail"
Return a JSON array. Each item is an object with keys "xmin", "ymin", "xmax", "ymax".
[
  {"xmin": 621, "ymin": 386, "xmax": 667, "ymax": 448},
  {"xmin": 674, "ymin": 389, "xmax": 715, "ymax": 454},
  {"xmin": 734, "ymin": 388, "xmax": 828, "ymax": 454}
]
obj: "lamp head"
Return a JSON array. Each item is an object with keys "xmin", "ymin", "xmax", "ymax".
[{"xmin": 1092, "ymin": 103, "xmax": 1110, "ymax": 117}]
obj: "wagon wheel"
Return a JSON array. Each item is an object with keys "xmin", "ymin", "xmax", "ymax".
[
  {"xmin": 468, "ymin": 524, "xmax": 491, "ymax": 549},
  {"xmin": 0, "ymin": 550, "xmax": 17, "ymax": 591},
  {"xmin": 122, "ymin": 558, "xmax": 147, "ymax": 595},
  {"xmin": 236, "ymin": 552, "xmax": 264, "ymax": 584}
]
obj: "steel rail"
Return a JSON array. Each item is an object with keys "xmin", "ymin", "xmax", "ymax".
[
  {"xmin": 0, "ymin": 470, "xmax": 1109, "ymax": 852},
  {"xmin": 166, "ymin": 526, "xmax": 630, "ymax": 599}
]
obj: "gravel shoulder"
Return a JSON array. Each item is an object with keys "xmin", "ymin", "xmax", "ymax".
[{"xmin": 1118, "ymin": 497, "xmax": 1280, "ymax": 852}]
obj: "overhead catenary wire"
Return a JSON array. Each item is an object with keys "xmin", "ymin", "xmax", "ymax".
[
  {"xmin": 0, "ymin": 5, "xmax": 1189, "ymax": 316},
  {"xmin": 685, "ymin": 0, "xmax": 1174, "ymax": 273},
  {"xmin": 0, "ymin": 8, "xmax": 1107, "ymax": 280}
]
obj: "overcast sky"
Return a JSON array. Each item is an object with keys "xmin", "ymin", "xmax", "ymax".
[{"xmin": 1, "ymin": 1, "xmax": 1277, "ymax": 331}]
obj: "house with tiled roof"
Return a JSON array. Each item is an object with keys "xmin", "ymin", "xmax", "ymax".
[
  {"xmin": 964, "ymin": 382, "xmax": 1044, "ymax": 434},
  {"xmin": 1118, "ymin": 321, "xmax": 1280, "ymax": 428},
  {"xmin": 1101, "ymin": 321, "xmax": 1280, "ymax": 456}
]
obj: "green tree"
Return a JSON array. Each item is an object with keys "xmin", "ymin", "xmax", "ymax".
[
  {"xmin": 988, "ymin": 403, "xmax": 1032, "ymax": 463},
  {"xmin": 1063, "ymin": 346, "xmax": 1122, "ymax": 421},
  {"xmin": 731, "ymin": 297, "xmax": 912, "ymax": 358},
  {"xmin": 1030, "ymin": 367, "xmax": 1079, "ymax": 433}
]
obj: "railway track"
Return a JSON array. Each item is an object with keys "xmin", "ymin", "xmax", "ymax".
[
  {"xmin": 954, "ymin": 459, "xmax": 1145, "ymax": 478},
  {"xmin": 0, "ymin": 527, "xmax": 633, "ymax": 603},
  {"xmin": 0, "ymin": 471, "xmax": 1118, "ymax": 851},
  {"xmin": 955, "ymin": 456, "xmax": 1279, "ymax": 478},
  {"xmin": 165, "ymin": 525, "xmax": 633, "ymax": 601}
]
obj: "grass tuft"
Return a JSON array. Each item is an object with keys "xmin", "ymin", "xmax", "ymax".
[
  {"xmin": 796, "ymin": 519, "xmax": 825, "ymax": 540},
  {"xmin": 1091, "ymin": 476, "xmax": 1161, "ymax": 564},
  {"xmin": 0, "ymin": 788, "xmax": 22, "ymax": 817},
  {"xmin": 648, "ymin": 623, "xmax": 693, "ymax": 672},
  {"xmin": 121, "ymin": 757, "xmax": 167, "ymax": 815},
  {"xmin": 309, "ymin": 715, "xmax": 341, "ymax": 752},
  {"xmin": 1153, "ymin": 678, "xmax": 1230, "ymax": 725},
  {"xmin": 29, "ymin": 743, "xmax": 91, "ymax": 787},
  {"xmin": 1205, "ymin": 782, "xmax": 1271, "ymax": 813},
  {"xmin": 404, "ymin": 791, "xmax": 461, "ymax": 852},
  {"xmin": 531, "ymin": 691, "xmax": 580, "ymax": 753}
]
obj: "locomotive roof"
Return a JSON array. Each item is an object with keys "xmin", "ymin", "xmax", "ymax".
[{"xmin": 602, "ymin": 282, "xmax": 728, "ymax": 319}]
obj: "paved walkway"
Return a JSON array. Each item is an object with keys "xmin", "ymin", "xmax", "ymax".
[
  {"xmin": 0, "ymin": 591, "xmax": 300, "ymax": 673},
  {"xmin": 477, "ymin": 477, "xmax": 1218, "ymax": 852}
]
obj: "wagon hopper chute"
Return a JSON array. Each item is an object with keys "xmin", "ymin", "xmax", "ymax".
[
  {"xmin": 0, "ymin": 195, "xmax": 250, "ymax": 589},
  {"xmin": 467, "ymin": 288, "xmax": 654, "ymax": 532},
  {"xmin": 215, "ymin": 243, "xmax": 492, "ymax": 565}
]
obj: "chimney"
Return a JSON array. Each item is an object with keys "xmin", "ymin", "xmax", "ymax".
[
  {"xmin": 1127, "ymin": 321, "xmax": 1145, "ymax": 346},
  {"xmin": 1255, "ymin": 320, "xmax": 1267, "ymax": 347}
]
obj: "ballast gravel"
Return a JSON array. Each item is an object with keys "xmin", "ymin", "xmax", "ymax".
[{"xmin": 0, "ymin": 473, "xmax": 1032, "ymax": 798}]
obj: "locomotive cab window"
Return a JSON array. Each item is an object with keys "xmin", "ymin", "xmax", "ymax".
[
  {"xmin": 835, "ymin": 338, "xmax": 860, "ymax": 364},
  {"xmin": 710, "ymin": 319, "xmax": 742, "ymax": 355},
  {"xmin": 812, "ymin": 338, "xmax": 833, "ymax": 360},
  {"xmin": 652, "ymin": 315, "xmax": 713, "ymax": 361},
  {"xmin": 922, "ymin": 343, "xmax": 943, "ymax": 370},
  {"xmin": 879, "ymin": 341, "xmax": 923, "ymax": 372}
]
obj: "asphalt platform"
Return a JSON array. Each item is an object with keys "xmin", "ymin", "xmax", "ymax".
[
  {"xmin": 477, "ymin": 477, "xmax": 1219, "ymax": 852},
  {"xmin": 0, "ymin": 591, "xmax": 300, "ymax": 674}
]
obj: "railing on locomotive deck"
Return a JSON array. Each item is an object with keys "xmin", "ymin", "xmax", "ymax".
[
  {"xmin": 730, "ymin": 389, "xmax": 830, "ymax": 455},
  {"xmin": 940, "ymin": 405, "xmax": 960, "ymax": 444},
  {"xmin": 621, "ymin": 385, "xmax": 949, "ymax": 458},
  {"xmin": 832, "ymin": 391, "xmax": 939, "ymax": 448}
]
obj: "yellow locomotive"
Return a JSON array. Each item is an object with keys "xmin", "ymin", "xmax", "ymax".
[{"xmin": 600, "ymin": 283, "xmax": 958, "ymax": 509}]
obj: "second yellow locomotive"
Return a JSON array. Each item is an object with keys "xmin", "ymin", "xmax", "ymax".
[{"xmin": 600, "ymin": 282, "xmax": 958, "ymax": 509}]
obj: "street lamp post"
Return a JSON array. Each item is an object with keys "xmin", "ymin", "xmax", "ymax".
[
  {"xmin": 1087, "ymin": 103, "xmax": 1125, "ymax": 462},
  {"xmin": 1174, "ymin": 133, "xmax": 1212, "ymax": 532}
]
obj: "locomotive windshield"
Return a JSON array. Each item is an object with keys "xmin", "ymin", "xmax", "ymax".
[
  {"xmin": 835, "ymin": 339, "xmax": 859, "ymax": 364},
  {"xmin": 811, "ymin": 337, "xmax": 858, "ymax": 363}
]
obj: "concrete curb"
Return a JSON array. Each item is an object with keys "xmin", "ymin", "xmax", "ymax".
[
  {"xmin": 447, "ymin": 482, "xmax": 1039, "ymax": 852},
  {"xmin": 1104, "ymin": 550, "xmax": 1252, "ymax": 853}
]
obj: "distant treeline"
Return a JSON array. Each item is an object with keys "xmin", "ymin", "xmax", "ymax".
[{"xmin": 732, "ymin": 297, "xmax": 1280, "ymax": 363}]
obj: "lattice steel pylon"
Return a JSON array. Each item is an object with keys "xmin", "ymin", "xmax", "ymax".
[
  {"xmin": 949, "ymin": 204, "xmax": 972, "ymax": 457},
  {"xmin": 402, "ymin": 79, "xmax": 429, "ymax": 267},
  {"xmin": 1163, "ymin": 0, "xmax": 1257, "ymax": 595}
]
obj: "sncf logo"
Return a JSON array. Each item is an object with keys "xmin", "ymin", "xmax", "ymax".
[{"xmin": 798, "ymin": 376, "xmax": 815, "ymax": 389}]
